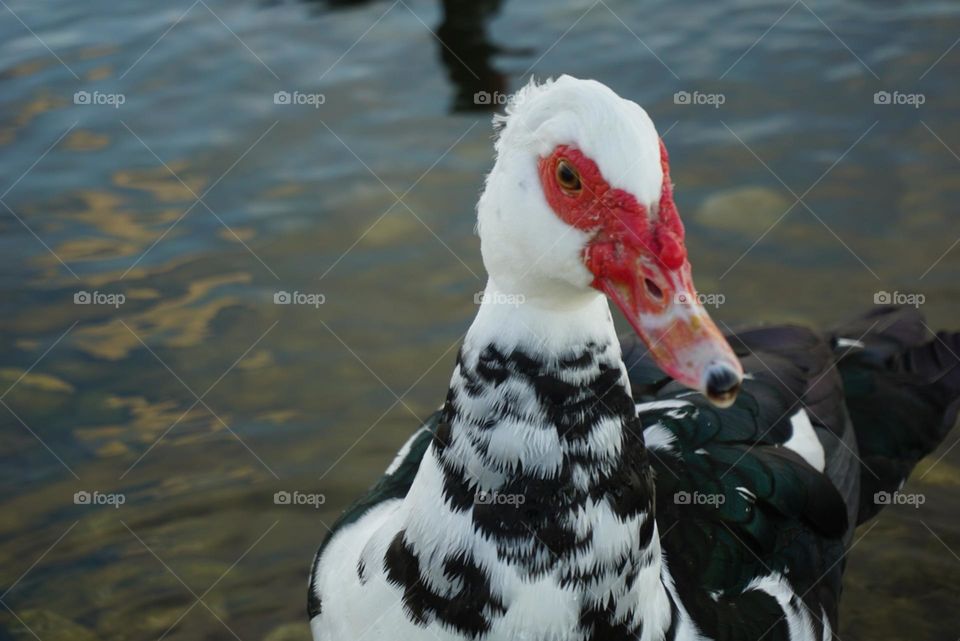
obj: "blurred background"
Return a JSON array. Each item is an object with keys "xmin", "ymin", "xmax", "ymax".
[{"xmin": 1, "ymin": 0, "xmax": 959, "ymax": 639}]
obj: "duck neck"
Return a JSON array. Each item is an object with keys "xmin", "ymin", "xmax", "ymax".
[{"xmin": 390, "ymin": 280, "xmax": 670, "ymax": 638}]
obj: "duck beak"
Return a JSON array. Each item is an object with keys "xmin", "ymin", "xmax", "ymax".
[
  {"xmin": 594, "ymin": 259, "xmax": 743, "ymax": 408},
  {"xmin": 586, "ymin": 139, "xmax": 742, "ymax": 407}
]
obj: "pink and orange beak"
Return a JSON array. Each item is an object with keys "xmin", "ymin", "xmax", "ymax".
[
  {"xmin": 591, "ymin": 253, "xmax": 743, "ymax": 408},
  {"xmin": 584, "ymin": 142, "xmax": 742, "ymax": 407}
]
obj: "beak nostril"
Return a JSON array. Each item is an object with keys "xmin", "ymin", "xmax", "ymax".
[
  {"xmin": 704, "ymin": 365, "xmax": 741, "ymax": 407},
  {"xmin": 644, "ymin": 278, "xmax": 664, "ymax": 301}
]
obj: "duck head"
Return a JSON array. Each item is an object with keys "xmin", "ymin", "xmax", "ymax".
[{"xmin": 477, "ymin": 75, "xmax": 742, "ymax": 407}]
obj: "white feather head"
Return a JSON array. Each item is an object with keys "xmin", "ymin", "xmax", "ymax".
[{"xmin": 477, "ymin": 75, "xmax": 664, "ymax": 308}]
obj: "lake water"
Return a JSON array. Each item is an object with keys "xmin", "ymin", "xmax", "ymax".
[{"xmin": 1, "ymin": 0, "xmax": 959, "ymax": 639}]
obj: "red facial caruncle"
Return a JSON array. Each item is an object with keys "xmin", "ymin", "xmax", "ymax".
[
  {"xmin": 538, "ymin": 141, "xmax": 689, "ymax": 306},
  {"xmin": 537, "ymin": 140, "xmax": 743, "ymax": 407}
]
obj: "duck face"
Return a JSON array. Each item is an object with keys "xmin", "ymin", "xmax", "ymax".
[{"xmin": 477, "ymin": 75, "xmax": 742, "ymax": 407}]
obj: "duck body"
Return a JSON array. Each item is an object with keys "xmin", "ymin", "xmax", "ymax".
[
  {"xmin": 307, "ymin": 76, "xmax": 960, "ymax": 641},
  {"xmin": 310, "ymin": 299, "xmax": 959, "ymax": 641}
]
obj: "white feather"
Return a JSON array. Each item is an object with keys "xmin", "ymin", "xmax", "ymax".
[
  {"xmin": 384, "ymin": 427, "xmax": 427, "ymax": 475},
  {"xmin": 642, "ymin": 422, "xmax": 678, "ymax": 453},
  {"xmin": 783, "ymin": 409, "xmax": 825, "ymax": 472},
  {"xmin": 745, "ymin": 573, "xmax": 820, "ymax": 641}
]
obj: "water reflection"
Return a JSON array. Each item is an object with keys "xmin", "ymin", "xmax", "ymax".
[
  {"xmin": 1, "ymin": 0, "xmax": 960, "ymax": 640},
  {"xmin": 301, "ymin": 0, "xmax": 519, "ymax": 112},
  {"xmin": 436, "ymin": 0, "xmax": 512, "ymax": 112}
]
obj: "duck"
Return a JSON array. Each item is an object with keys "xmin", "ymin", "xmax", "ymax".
[{"xmin": 307, "ymin": 75, "xmax": 960, "ymax": 641}]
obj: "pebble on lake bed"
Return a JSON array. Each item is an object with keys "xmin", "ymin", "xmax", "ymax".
[
  {"xmin": 694, "ymin": 186, "xmax": 792, "ymax": 236},
  {"xmin": 12, "ymin": 610, "xmax": 102, "ymax": 641},
  {"xmin": 264, "ymin": 622, "xmax": 311, "ymax": 641}
]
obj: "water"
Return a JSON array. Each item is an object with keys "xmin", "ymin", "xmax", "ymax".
[{"xmin": 1, "ymin": 0, "xmax": 959, "ymax": 638}]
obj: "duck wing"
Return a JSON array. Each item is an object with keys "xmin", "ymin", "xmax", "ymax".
[{"xmin": 625, "ymin": 306, "xmax": 960, "ymax": 640}]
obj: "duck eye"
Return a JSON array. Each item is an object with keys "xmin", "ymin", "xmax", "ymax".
[{"xmin": 555, "ymin": 160, "xmax": 582, "ymax": 194}]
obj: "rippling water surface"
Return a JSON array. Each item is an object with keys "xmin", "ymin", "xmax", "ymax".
[{"xmin": 1, "ymin": 0, "xmax": 959, "ymax": 638}]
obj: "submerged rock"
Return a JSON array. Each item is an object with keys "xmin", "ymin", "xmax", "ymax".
[
  {"xmin": 13, "ymin": 609, "xmax": 102, "ymax": 641},
  {"xmin": 264, "ymin": 621, "xmax": 310, "ymax": 641},
  {"xmin": 695, "ymin": 186, "xmax": 792, "ymax": 236}
]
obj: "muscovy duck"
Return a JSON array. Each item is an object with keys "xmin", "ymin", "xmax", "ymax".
[{"xmin": 308, "ymin": 75, "xmax": 960, "ymax": 641}]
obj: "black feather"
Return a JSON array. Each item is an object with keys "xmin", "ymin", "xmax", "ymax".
[{"xmin": 831, "ymin": 306, "xmax": 960, "ymax": 523}]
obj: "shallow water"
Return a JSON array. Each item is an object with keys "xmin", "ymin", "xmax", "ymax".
[{"xmin": 1, "ymin": 0, "xmax": 959, "ymax": 639}]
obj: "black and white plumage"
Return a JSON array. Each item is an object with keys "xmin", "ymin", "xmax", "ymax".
[{"xmin": 307, "ymin": 77, "xmax": 960, "ymax": 641}]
